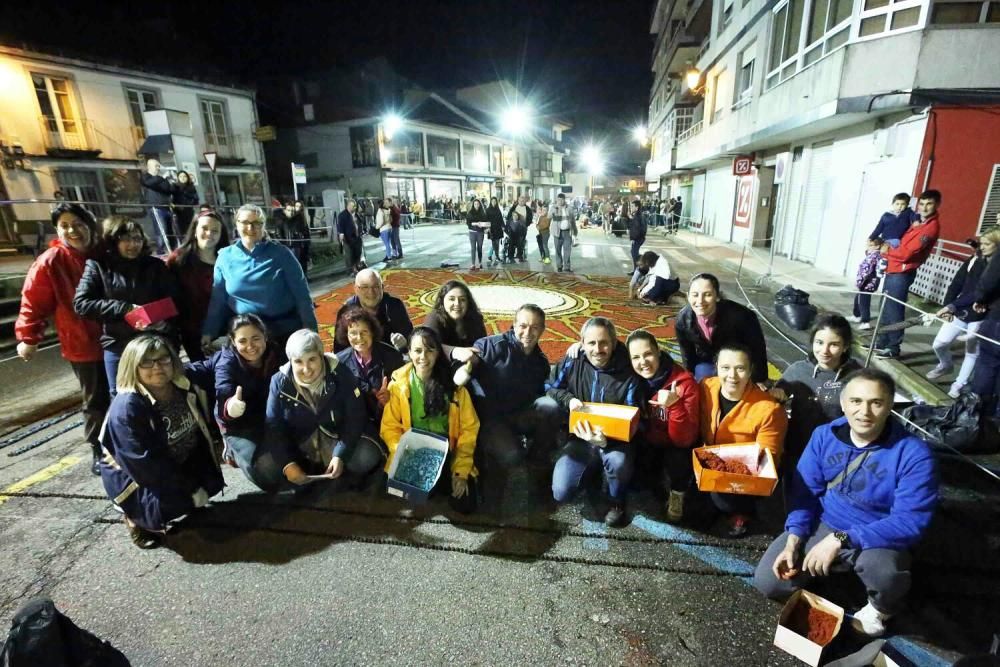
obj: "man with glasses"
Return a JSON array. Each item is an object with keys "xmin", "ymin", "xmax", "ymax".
[
  {"xmin": 202, "ymin": 204, "xmax": 316, "ymax": 358},
  {"xmin": 333, "ymin": 268, "xmax": 413, "ymax": 353}
]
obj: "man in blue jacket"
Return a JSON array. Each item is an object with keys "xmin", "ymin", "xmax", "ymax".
[
  {"xmin": 753, "ymin": 368, "xmax": 938, "ymax": 637},
  {"xmin": 470, "ymin": 305, "xmax": 561, "ymax": 496},
  {"xmin": 548, "ymin": 316, "xmax": 645, "ymax": 527}
]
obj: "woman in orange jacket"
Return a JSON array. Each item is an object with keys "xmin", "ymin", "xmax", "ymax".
[
  {"xmin": 699, "ymin": 342, "xmax": 788, "ymax": 537},
  {"xmin": 380, "ymin": 326, "xmax": 480, "ymax": 513}
]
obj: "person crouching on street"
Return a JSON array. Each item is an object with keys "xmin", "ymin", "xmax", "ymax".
[
  {"xmin": 99, "ymin": 335, "xmax": 224, "ymax": 549},
  {"xmin": 753, "ymin": 368, "xmax": 938, "ymax": 637}
]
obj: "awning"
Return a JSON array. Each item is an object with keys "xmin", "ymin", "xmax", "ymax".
[{"xmin": 137, "ymin": 134, "xmax": 173, "ymax": 156}]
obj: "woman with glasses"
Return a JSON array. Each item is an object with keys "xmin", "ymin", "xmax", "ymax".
[
  {"xmin": 335, "ymin": 306, "xmax": 405, "ymax": 431},
  {"xmin": 166, "ymin": 208, "xmax": 231, "ymax": 360},
  {"xmin": 99, "ymin": 334, "xmax": 224, "ymax": 549},
  {"xmin": 16, "ymin": 203, "xmax": 109, "ymax": 475},
  {"xmin": 74, "ymin": 216, "xmax": 180, "ymax": 394},
  {"xmin": 202, "ymin": 204, "xmax": 317, "ymax": 361}
]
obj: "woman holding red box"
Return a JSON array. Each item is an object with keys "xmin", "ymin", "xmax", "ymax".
[
  {"xmin": 699, "ymin": 343, "xmax": 787, "ymax": 537},
  {"xmin": 74, "ymin": 216, "xmax": 180, "ymax": 394}
]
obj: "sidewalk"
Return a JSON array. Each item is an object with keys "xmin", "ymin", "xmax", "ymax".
[{"xmin": 656, "ymin": 226, "xmax": 951, "ymax": 405}]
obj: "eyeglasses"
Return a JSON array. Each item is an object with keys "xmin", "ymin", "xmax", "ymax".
[
  {"xmin": 118, "ymin": 234, "xmax": 144, "ymax": 243},
  {"xmin": 138, "ymin": 356, "xmax": 173, "ymax": 369},
  {"xmin": 237, "ymin": 219, "xmax": 264, "ymax": 228}
]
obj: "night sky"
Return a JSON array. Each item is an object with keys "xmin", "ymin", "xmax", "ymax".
[{"xmin": 5, "ymin": 0, "xmax": 653, "ymax": 168}]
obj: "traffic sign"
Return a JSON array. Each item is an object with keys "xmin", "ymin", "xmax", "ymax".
[
  {"xmin": 204, "ymin": 152, "xmax": 218, "ymax": 172},
  {"xmin": 291, "ymin": 163, "xmax": 307, "ymax": 184}
]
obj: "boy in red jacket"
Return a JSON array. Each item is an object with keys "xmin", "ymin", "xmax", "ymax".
[
  {"xmin": 626, "ymin": 330, "xmax": 700, "ymax": 523},
  {"xmin": 873, "ymin": 190, "xmax": 942, "ymax": 358}
]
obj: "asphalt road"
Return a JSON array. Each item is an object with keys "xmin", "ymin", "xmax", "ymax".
[{"xmin": 0, "ymin": 223, "xmax": 987, "ymax": 665}]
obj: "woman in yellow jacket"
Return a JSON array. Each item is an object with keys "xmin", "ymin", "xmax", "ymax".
[
  {"xmin": 699, "ymin": 342, "xmax": 788, "ymax": 538},
  {"xmin": 380, "ymin": 326, "xmax": 480, "ymax": 513}
]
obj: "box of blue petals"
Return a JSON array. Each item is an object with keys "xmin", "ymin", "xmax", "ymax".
[{"xmin": 386, "ymin": 429, "xmax": 450, "ymax": 503}]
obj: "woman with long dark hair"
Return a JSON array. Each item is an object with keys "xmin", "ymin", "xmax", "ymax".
[
  {"xmin": 466, "ymin": 198, "xmax": 489, "ymax": 270},
  {"xmin": 166, "ymin": 208, "xmax": 230, "ymax": 360},
  {"xmin": 74, "ymin": 216, "xmax": 180, "ymax": 394},
  {"xmin": 380, "ymin": 326, "xmax": 480, "ymax": 513},
  {"xmin": 171, "ymin": 170, "xmax": 200, "ymax": 238},
  {"xmin": 423, "ymin": 280, "xmax": 488, "ymax": 364}
]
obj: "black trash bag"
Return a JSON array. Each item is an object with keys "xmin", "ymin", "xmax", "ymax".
[
  {"xmin": 900, "ymin": 390, "xmax": 999, "ymax": 454},
  {"xmin": 774, "ymin": 285, "xmax": 818, "ymax": 330},
  {"xmin": 1, "ymin": 597, "xmax": 130, "ymax": 667}
]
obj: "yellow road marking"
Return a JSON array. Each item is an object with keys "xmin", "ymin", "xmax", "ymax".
[{"xmin": 0, "ymin": 455, "xmax": 81, "ymax": 507}]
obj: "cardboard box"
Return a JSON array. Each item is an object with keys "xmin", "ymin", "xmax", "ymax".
[
  {"xmin": 692, "ymin": 443, "xmax": 779, "ymax": 496},
  {"xmin": 569, "ymin": 403, "xmax": 640, "ymax": 442},
  {"xmin": 125, "ymin": 297, "xmax": 178, "ymax": 329},
  {"xmin": 774, "ymin": 590, "xmax": 845, "ymax": 666},
  {"xmin": 386, "ymin": 428, "xmax": 450, "ymax": 504}
]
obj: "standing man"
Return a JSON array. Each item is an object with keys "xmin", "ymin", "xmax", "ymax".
[
  {"xmin": 140, "ymin": 158, "xmax": 176, "ymax": 254},
  {"xmin": 754, "ymin": 368, "xmax": 938, "ymax": 637},
  {"xmin": 334, "ymin": 268, "xmax": 413, "ymax": 353},
  {"xmin": 548, "ymin": 317, "xmax": 645, "ymax": 526},
  {"xmin": 388, "ymin": 196, "xmax": 404, "ymax": 260},
  {"xmin": 506, "ymin": 194, "xmax": 533, "ymax": 262},
  {"xmin": 626, "ymin": 199, "xmax": 647, "ymax": 273},
  {"xmin": 337, "ymin": 199, "xmax": 364, "ymax": 276},
  {"xmin": 873, "ymin": 190, "xmax": 942, "ymax": 358},
  {"xmin": 670, "ymin": 196, "xmax": 683, "ymax": 234},
  {"xmin": 550, "ymin": 193, "xmax": 578, "ymax": 273}
]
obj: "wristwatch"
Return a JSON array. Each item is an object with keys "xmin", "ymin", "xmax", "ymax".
[{"xmin": 833, "ymin": 530, "xmax": 851, "ymax": 547}]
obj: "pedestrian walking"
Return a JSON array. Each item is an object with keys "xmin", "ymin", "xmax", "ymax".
[{"xmin": 535, "ymin": 203, "xmax": 552, "ymax": 264}]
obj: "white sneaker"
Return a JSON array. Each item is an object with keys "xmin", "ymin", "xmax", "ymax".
[
  {"xmin": 849, "ymin": 601, "xmax": 891, "ymax": 637},
  {"xmin": 858, "ymin": 322, "xmax": 872, "ymax": 331},
  {"xmin": 948, "ymin": 383, "xmax": 963, "ymax": 399},
  {"xmin": 926, "ymin": 365, "xmax": 953, "ymax": 380},
  {"xmin": 846, "ymin": 315, "xmax": 862, "ymax": 323}
]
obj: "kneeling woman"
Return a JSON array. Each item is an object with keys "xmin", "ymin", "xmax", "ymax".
[
  {"xmin": 699, "ymin": 343, "xmax": 788, "ymax": 537},
  {"xmin": 380, "ymin": 326, "xmax": 480, "ymax": 513},
  {"xmin": 265, "ymin": 330, "xmax": 385, "ymax": 487},
  {"xmin": 100, "ymin": 335, "xmax": 224, "ymax": 548},
  {"xmin": 195, "ymin": 314, "xmax": 284, "ymax": 491}
]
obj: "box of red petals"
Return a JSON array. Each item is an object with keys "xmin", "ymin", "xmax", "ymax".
[{"xmin": 691, "ymin": 443, "xmax": 779, "ymax": 496}]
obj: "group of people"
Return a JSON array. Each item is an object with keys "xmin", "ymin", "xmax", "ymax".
[
  {"xmin": 14, "ymin": 197, "xmax": 952, "ymax": 637},
  {"xmin": 139, "ymin": 158, "xmax": 200, "ymax": 255}
]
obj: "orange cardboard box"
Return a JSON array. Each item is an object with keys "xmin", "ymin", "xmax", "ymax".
[
  {"xmin": 569, "ymin": 403, "xmax": 639, "ymax": 442},
  {"xmin": 773, "ymin": 590, "xmax": 845, "ymax": 666},
  {"xmin": 691, "ymin": 443, "xmax": 779, "ymax": 496}
]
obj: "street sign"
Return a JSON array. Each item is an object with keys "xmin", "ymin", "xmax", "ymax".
[
  {"xmin": 204, "ymin": 152, "xmax": 218, "ymax": 172},
  {"xmin": 733, "ymin": 155, "xmax": 754, "ymax": 177},
  {"xmin": 734, "ymin": 175, "xmax": 755, "ymax": 228},
  {"xmin": 291, "ymin": 163, "xmax": 307, "ymax": 184},
  {"xmin": 254, "ymin": 125, "xmax": 277, "ymax": 142}
]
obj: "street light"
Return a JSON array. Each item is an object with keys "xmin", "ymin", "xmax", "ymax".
[
  {"xmin": 500, "ymin": 105, "xmax": 531, "ymax": 136},
  {"xmin": 581, "ymin": 145, "xmax": 604, "ymax": 175},
  {"xmin": 685, "ymin": 67, "xmax": 701, "ymax": 91},
  {"xmin": 383, "ymin": 113, "xmax": 403, "ymax": 140},
  {"xmin": 632, "ymin": 125, "xmax": 648, "ymax": 147}
]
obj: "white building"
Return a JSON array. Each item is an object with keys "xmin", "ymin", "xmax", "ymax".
[
  {"xmin": 645, "ymin": 0, "xmax": 1000, "ymax": 278},
  {"xmin": 0, "ymin": 45, "xmax": 268, "ymax": 244}
]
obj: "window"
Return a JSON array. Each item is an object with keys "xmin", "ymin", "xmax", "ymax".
[
  {"xmin": 491, "ymin": 145, "xmax": 502, "ymax": 173},
  {"xmin": 462, "ymin": 141, "xmax": 489, "ymax": 171},
  {"xmin": 427, "ymin": 135, "xmax": 459, "ymax": 169},
  {"xmin": 710, "ymin": 69, "xmax": 729, "ymax": 123},
  {"xmin": 200, "ymin": 99, "xmax": 233, "ymax": 156},
  {"xmin": 734, "ymin": 44, "xmax": 756, "ymax": 106},
  {"xmin": 931, "ymin": 0, "xmax": 1000, "ymax": 23},
  {"xmin": 766, "ymin": 0, "xmax": 852, "ymax": 89},
  {"xmin": 349, "ymin": 125, "xmax": 378, "ymax": 167},
  {"xmin": 33, "ymin": 72, "xmax": 84, "ymax": 149},
  {"xmin": 531, "ymin": 152, "xmax": 553, "ymax": 174},
  {"xmin": 56, "ymin": 170, "xmax": 103, "ymax": 214},
  {"xmin": 856, "ymin": 0, "xmax": 924, "ymax": 38},
  {"xmin": 385, "ymin": 129, "xmax": 423, "ymax": 166},
  {"xmin": 124, "ymin": 86, "xmax": 158, "ymax": 138},
  {"xmin": 721, "ymin": 0, "xmax": 735, "ymax": 31}
]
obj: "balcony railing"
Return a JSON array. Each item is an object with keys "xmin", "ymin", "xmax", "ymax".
[
  {"xmin": 38, "ymin": 116, "xmax": 145, "ymax": 157},
  {"xmin": 677, "ymin": 120, "xmax": 703, "ymax": 144}
]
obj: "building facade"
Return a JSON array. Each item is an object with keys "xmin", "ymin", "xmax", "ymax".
[
  {"xmin": 645, "ymin": 0, "xmax": 1000, "ymax": 279},
  {"xmin": 0, "ymin": 45, "xmax": 268, "ymax": 245}
]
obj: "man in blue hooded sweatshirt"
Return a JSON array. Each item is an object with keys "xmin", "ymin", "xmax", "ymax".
[{"xmin": 753, "ymin": 368, "xmax": 937, "ymax": 637}]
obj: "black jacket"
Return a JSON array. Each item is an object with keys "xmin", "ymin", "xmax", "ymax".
[
  {"xmin": 334, "ymin": 293, "xmax": 414, "ymax": 352},
  {"xmin": 74, "ymin": 253, "xmax": 180, "ymax": 352},
  {"xmin": 172, "ymin": 182, "xmax": 199, "ymax": 208},
  {"xmin": 486, "ymin": 205, "xmax": 505, "ymax": 240},
  {"xmin": 140, "ymin": 173, "xmax": 174, "ymax": 206},
  {"xmin": 968, "ymin": 254, "xmax": 1000, "ymax": 320},
  {"xmin": 271, "ymin": 210, "xmax": 310, "ymax": 243},
  {"xmin": 505, "ymin": 204, "xmax": 533, "ymax": 236},
  {"xmin": 626, "ymin": 212, "xmax": 647, "ymax": 242},
  {"xmin": 335, "ymin": 342, "xmax": 404, "ymax": 423},
  {"xmin": 946, "ymin": 253, "xmax": 989, "ymax": 322},
  {"xmin": 466, "ymin": 206, "xmax": 489, "ymax": 232},
  {"xmin": 473, "ymin": 329, "xmax": 550, "ymax": 418},
  {"xmin": 547, "ymin": 342, "xmax": 646, "ymax": 443},
  {"xmin": 675, "ymin": 299, "xmax": 768, "ymax": 383},
  {"xmin": 423, "ymin": 310, "xmax": 488, "ymax": 348}
]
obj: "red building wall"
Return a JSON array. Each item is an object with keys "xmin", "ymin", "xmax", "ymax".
[{"xmin": 912, "ymin": 105, "xmax": 1000, "ymax": 241}]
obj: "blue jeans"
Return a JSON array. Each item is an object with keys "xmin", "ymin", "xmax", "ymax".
[
  {"xmin": 150, "ymin": 207, "xmax": 175, "ymax": 255},
  {"xmin": 854, "ymin": 292, "xmax": 874, "ymax": 323},
  {"xmin": 630, "ymin": 240, "xmax": 642, "ymax": 267},
  {"xmin": 874, "ymin": 270, "xmax": 916, "ymax": 353},
  {"xmin": 224, "ymin": 434, "xmax": 285, "ymax": 492},
  {"xmin": 644, "ymin": 276, "xmax": 679, "ymax": 302},
  {"xmin": 552, "ymin": 438, "xmax": 632, "ymax": 502},
  {"xmin": 971, "ymin": 318, "xmax": 1000, "ymax": 417},
  {"xmin": 554, "ymin": 233, "xmax": 573, "ymax": 270},
  {"xmin": 380, "ymin": 229, "xmax": 395, "ymax": 259},
  {"xmin": 390, "ymin": 226, "xmax": 402, "ymax": 257},
  {"xmin": 103, "ymin": 348, "xmax": 122, "ymax": 396}
]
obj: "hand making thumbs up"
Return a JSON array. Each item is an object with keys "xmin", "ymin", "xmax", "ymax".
[{"xmin": 226, "ymin": 386, "xmax": 246, "ymax": 418}]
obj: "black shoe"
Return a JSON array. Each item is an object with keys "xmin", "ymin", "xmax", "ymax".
[
  {"xmin": 604, "ymin": 503, "xmax": 627, "ymax": 527},
  {"xmin": 90, "ymin": 444, "xmax": 102, "ymax": 476},
  {"xmin": 873, "ymin": 348, "xmax": 900, "ymax": 359},
  {"xmin": 381, "ymin": 256, "xmax": 390, "ymax": 263}
]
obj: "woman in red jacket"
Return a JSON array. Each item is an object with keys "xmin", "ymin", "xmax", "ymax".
[
  {"xmin": 15, "ymin": 203, "xmax": 108, "ymax": 474},
  {"xmin": 626, "ymin": 330, "xmax": 699, "ymax": 523}
]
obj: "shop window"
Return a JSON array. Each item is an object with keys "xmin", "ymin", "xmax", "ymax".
[
  {"xmin": 101, "ymin": 168, "xmax": 143, "ymax": 216},
  {"xmin": 241, "ymin": 173, "xmax": 266, "ymax": 205},
  {"xmin": 931, "ymin": 0, "xmax": 1000, "ymax": 22}
]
